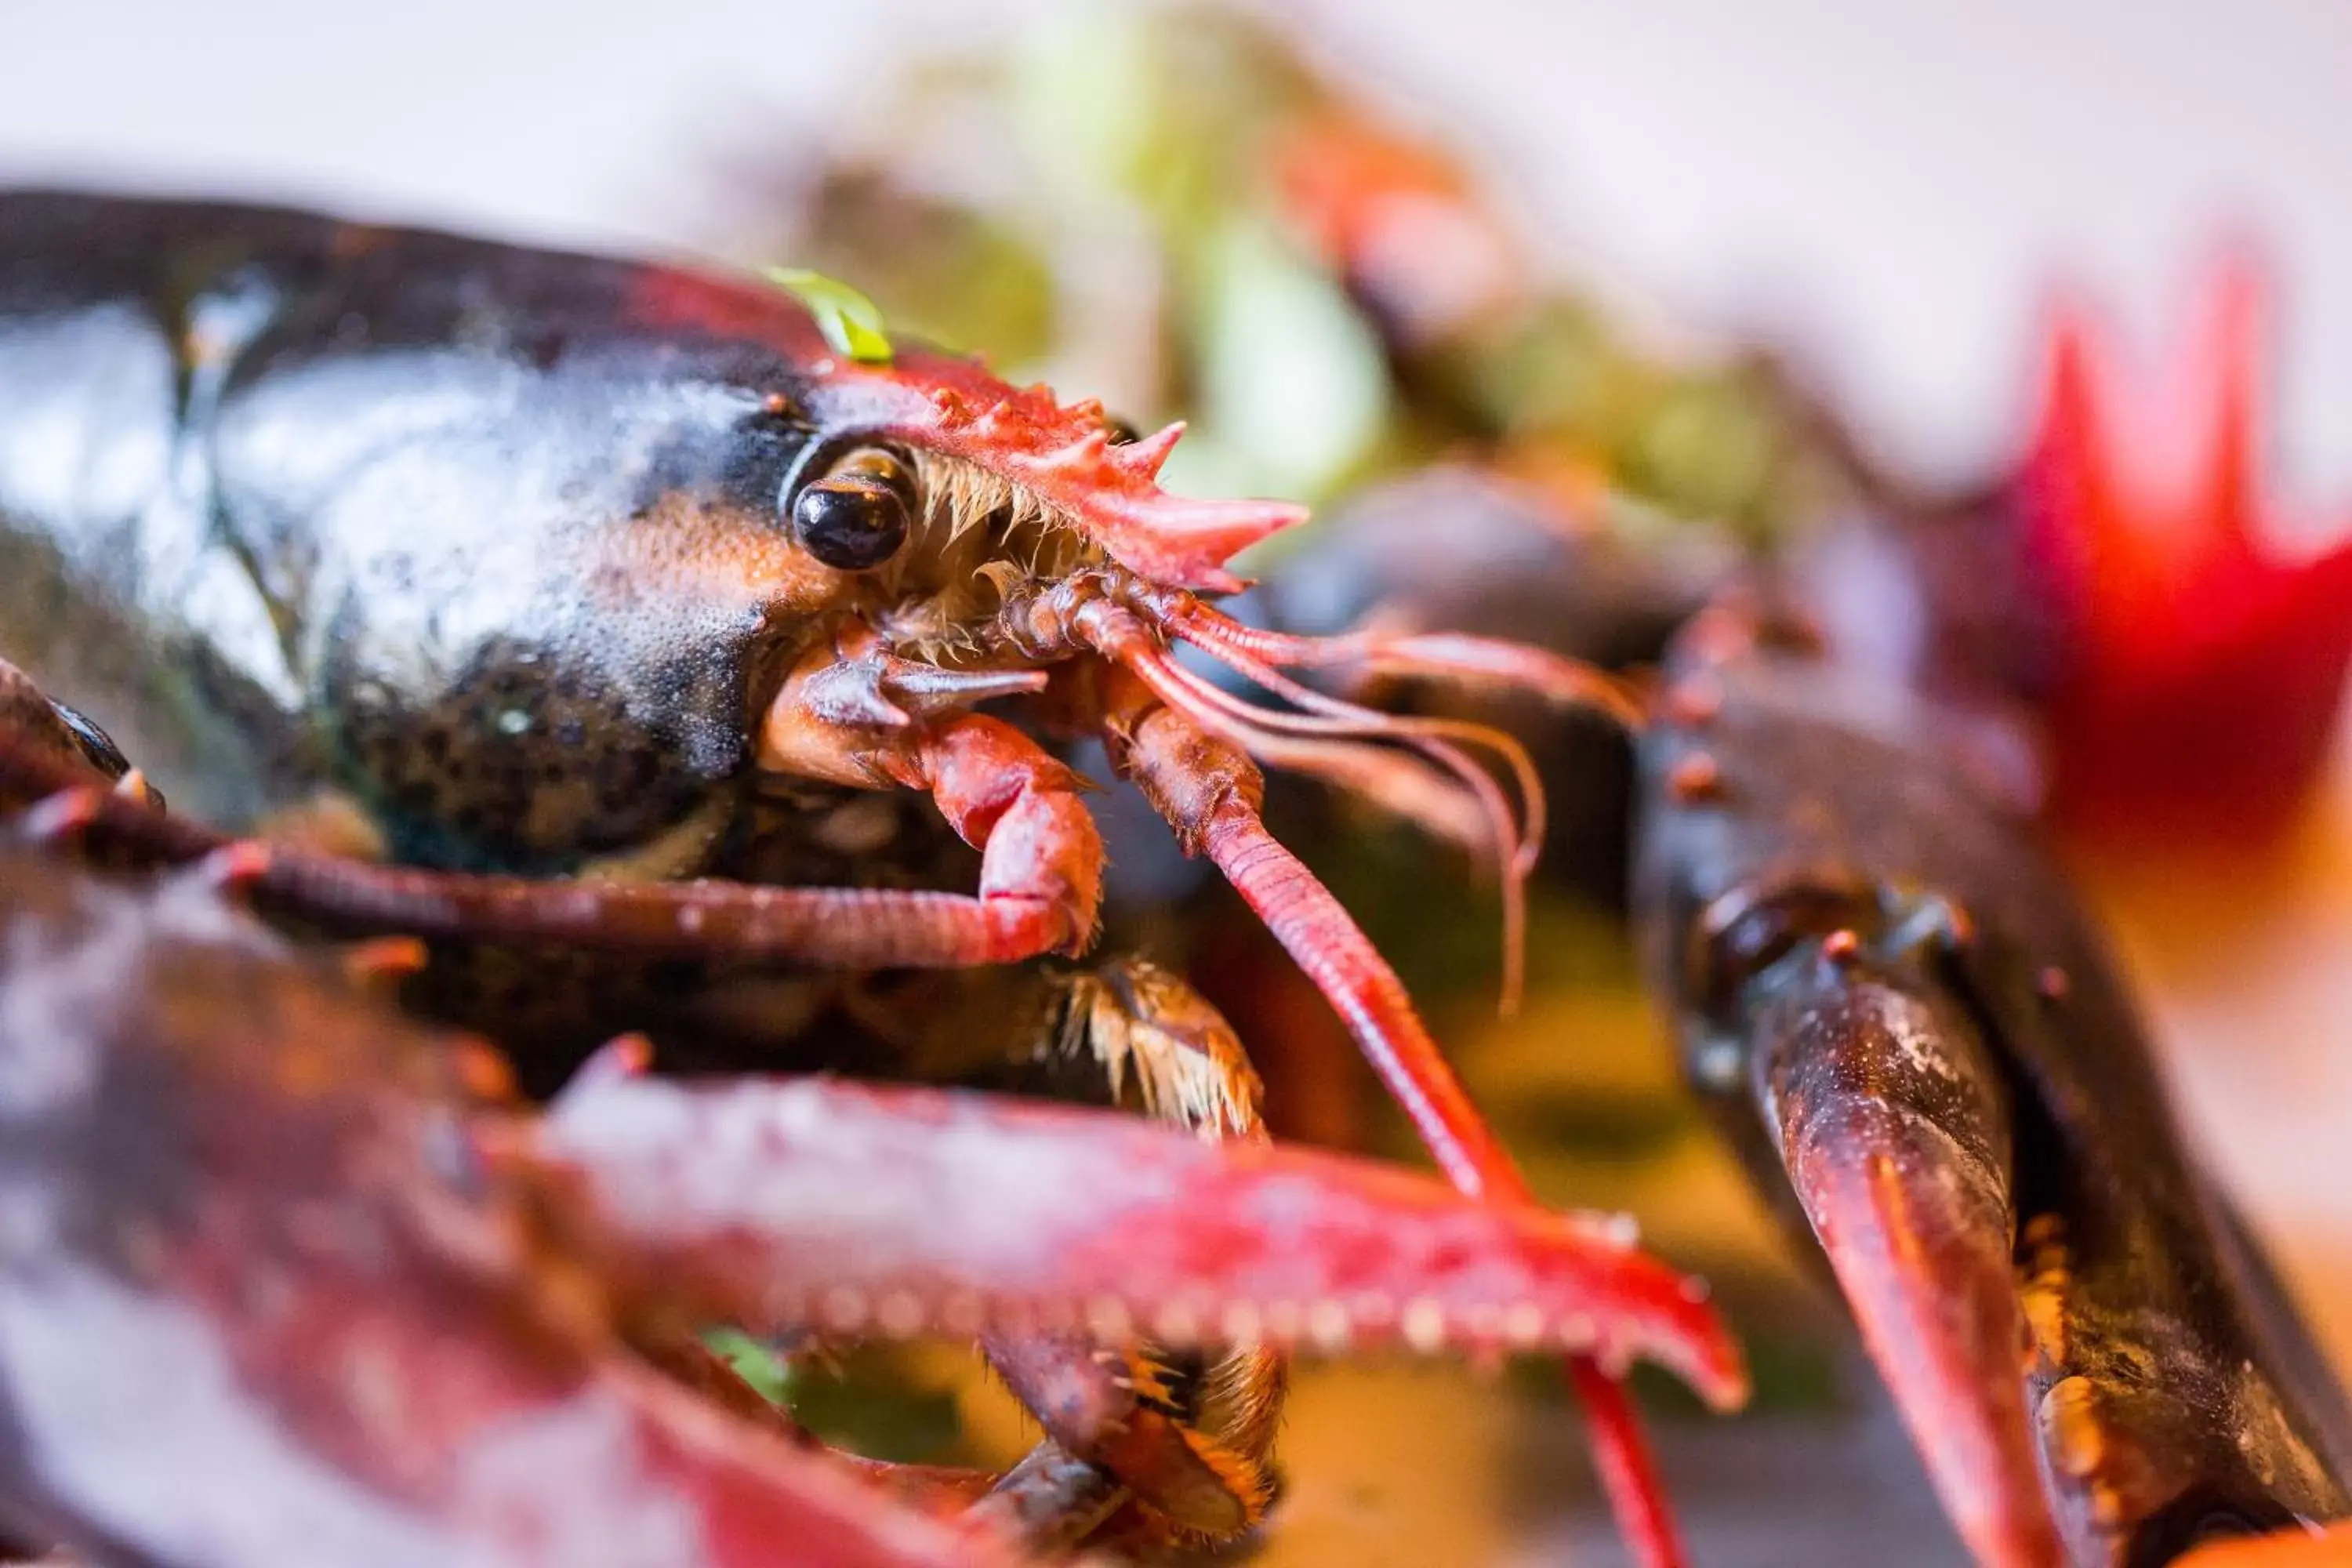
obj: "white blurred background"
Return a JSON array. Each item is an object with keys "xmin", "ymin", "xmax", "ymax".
[{"xmin": 5, "ymin": 0, "xmax": 2352, "ymax": 492}]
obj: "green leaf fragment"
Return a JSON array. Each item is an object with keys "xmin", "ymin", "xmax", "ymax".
[
  {"xmin": 703, "ymin": 1326, "xmax": 795, "ymax": 1406},
  {"xmin": 765, "ymin": 267, "xmax": 895, "ymax": 364}
]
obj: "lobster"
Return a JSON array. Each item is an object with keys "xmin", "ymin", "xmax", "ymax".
[{"xmin": 0, "ymin": 190, "xmax": 1740, "ymax": 1563}]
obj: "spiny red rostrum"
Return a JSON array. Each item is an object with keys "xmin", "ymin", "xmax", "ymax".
[{"xmin": 2017, "ymin": 256, "xmax": 2352, "ymax": 834}]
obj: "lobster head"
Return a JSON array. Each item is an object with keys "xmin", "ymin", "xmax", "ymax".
[{"xmin": 630, "ymin": 265, "xmax": 1304, "ymax": 593}]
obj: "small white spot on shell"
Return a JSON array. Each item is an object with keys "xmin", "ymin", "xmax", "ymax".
[
  {"xmin": 876, "ymin": 1292, "xmax": 924, "ymax": 1338},
  {"xmin": 1503, "ymin": 1302, "xmax": 1548, "ymax": 1348},
  {"xmin": 939, "ymin": 1292, "xmax": 985, "ymax": 1338},
  {"xmin": 820, "ymin": 1287, "xmax": 868, "ymax": 1333},
  {"xmin": 1693, "ymin": 1036, "xmax": 1744, "ymax": 1091},
  {"xmin": 1401, "ymin": 1298, "xmax": 1448, "ymax": 1354},
  {"xmin": 1154, "ymin": 1303, "xmax": 1202, "ymax": 1344},
  {"xmin": 1306, "ymin": 1301, "xmax": 1353, "ymax": 1352},
  {"xmin": 1083, "ymin": 1298, "xmax": 1132, "ymax": 1341}
]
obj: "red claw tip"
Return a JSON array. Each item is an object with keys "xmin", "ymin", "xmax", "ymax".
[{"xmin": 196, "ymin": 839, "xmax": 274, "ymax": 891}]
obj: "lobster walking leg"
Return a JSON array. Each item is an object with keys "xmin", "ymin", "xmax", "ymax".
[
  {"xmin": 757, "ymin": 629, "xmax": 1104, "ymax": 962},
  {"xmin": 0, "ymin": 685, "xmax": 1107, "ymax": 971},
  {"xmin": 978, "ymin": 960, "xmax": 1282, "ymax": 1548}
]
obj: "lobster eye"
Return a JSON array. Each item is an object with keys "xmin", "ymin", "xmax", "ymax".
[{"xmin": 791, "ymin": 446, "xmax": 914, "ymax": 571}]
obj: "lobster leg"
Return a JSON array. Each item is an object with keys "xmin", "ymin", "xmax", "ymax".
[
  {"xmin": 0, "ymin": 689, "xmax": 1105, "ymax": 968},
  {"xmin": 533, "ymin": 1074, "xmax": 1741, "ymax": 1394},
  {"xmin": 2, "ymin": 621, "xmax": 1105, "ymax": 970},
  {"xmin": 0, "ymin": 659, "xmax": 131, "ymax": 786},
  {"xmin": 978, "ymin": 1334, "xmax": 1273, "ymax": 1546},
  {"xmin": 0, "ymin": 837, "xmax": 1747, "ymax": 1568},
  {"xmin": 1722, "ymin": 906, "xmax": 2066, "ymax": 1566},
  {"xmin": 975, "ymin": 958, "xmax": 1284, "ymax": 1548}
]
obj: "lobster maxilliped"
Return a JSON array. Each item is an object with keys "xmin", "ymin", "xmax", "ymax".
[{"xmin": 0, "ymin": 191, "xmax": 1736, "ymax": 1563}]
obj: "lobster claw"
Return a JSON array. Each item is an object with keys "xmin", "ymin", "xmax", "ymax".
[
  {"xmin": 1733, "ymin": 908, "xmax": 2060, "ymax": 1565},
  {"xmin": 1637, "ymin": 626, "xmax": 2352, "ymax": 1566}
]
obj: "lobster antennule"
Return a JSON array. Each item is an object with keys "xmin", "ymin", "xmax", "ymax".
[{"xmin": 1171, "ymin": 598, "xmax": 1648, "ymax": 731}]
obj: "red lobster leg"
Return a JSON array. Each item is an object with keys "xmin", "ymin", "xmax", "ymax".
[
  {"xmin": 1088, "ymin": 671, "xmax": 1741, "ymax": 1567},
  {"xmin": 979, "ymin": 1333, "xmax": 1269, "ymax": 1542},
  {"xmin": 0, "ymin": 841, "xmax": 1740, "ymax": 1568},
  {"xmin": 0, "ymin": 713, "xmax": 1103, "ymax": 968}
]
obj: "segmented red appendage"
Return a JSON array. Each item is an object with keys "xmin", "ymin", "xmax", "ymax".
[
  {"xmin": 536, "ymin": 1074, "xmax": 1742, "ymax": 1406},
  {"xmin": 1188, "ymin": 805, "xmax": 1732, "ymax": 1567}
]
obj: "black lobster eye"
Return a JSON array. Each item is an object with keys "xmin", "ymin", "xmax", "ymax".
[{"xmin": 789, "ymin": 446, "xmax": 915, "ymax": 571}]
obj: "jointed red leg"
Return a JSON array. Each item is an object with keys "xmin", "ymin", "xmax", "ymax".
[{"xmin": 0, "ymin": 696, "xmax": 1102, "ymax": 968}]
